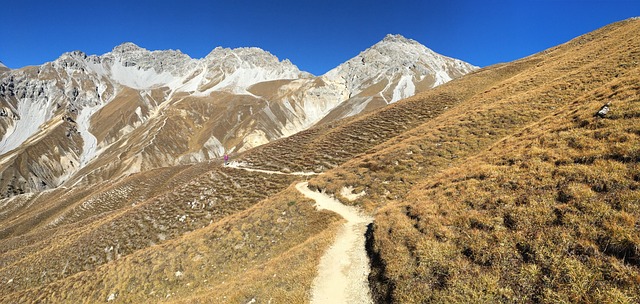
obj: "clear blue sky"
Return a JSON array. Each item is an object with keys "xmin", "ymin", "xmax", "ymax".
[{"xmin": 1, "ymin": 0, "xmax": 638, "ymax": 75}]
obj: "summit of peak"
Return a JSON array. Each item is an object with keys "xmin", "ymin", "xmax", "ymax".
[
  {"xmin": 112, "ymin": 42, "xmax": 145, "ymax": 54},
  {"xmin": 379, "ymin": 34, "xmax": 421, "ymax": 46},
  {"xmin": 365, "ymin": 34, "xmax": 427, "ymax": 56},
  {"xmin": 60, "ymin": 50, "xmax": 89, "ymax": 59},
  {"xmin": 382, "ymin": 34, "xmax": 411, "ymax": 42},
  {"xmin": 205, "ymin": 46, "xmax": 297, "ymax": 70},
  {"xmin": 205, "ymin": 46, "xmax": 272, "ymax": 59},
  {"xmin": 324, "ymin": 32, "xmax": 478, "ymax": 99}
]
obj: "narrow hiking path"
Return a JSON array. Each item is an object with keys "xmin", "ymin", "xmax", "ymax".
[
  {"xmin": 225, "ymin": 161, "xmax": 319, "ymax": 176},
  {"xmin": 296, "ymin": 182, "xmax": 374, "ymax": 304},
  {"xmin": 224, "ymin": 162, "xmax": 374, "ymax": 303}
]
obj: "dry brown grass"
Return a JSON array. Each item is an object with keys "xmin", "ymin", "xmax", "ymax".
[
  {"xmin": 370, "ymin": 81, "xmax": 640, "ymax": 302},
  {"xmin": 1, "ymin": 183, "xmax": 341, "ymax": 303},
  {"xmin": 0, "ymin": 161, "xmax": 303, "ymax": 298},
  {"xmin": 358, "ymin": 19, "xmax": 640, "ymax": 303}
]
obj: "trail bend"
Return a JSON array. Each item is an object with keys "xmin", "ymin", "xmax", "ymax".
[
  {"xmin": 226, "ymin": 162, "xmax": 374, "ymax": 303},
  {"xmin": 296, "ymin": 182, "xmax": 373, "ymax": 304}
]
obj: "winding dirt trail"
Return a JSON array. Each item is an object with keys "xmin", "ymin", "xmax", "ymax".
[
  {"xmin": 225, "ymin": 162, "xmax": 374, "ymax": 303},
  {"xmin": 296, "ymin": 182, "xmax": 374, "ymax": 304}
]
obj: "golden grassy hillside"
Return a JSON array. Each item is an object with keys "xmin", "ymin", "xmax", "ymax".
[
  {"xmin": 2, "ymin": 183, "xmax": 340, "ymax": 303},
  {"xmin": 371, "ymin": 74, "xmax": 640, "ymax": 302}
]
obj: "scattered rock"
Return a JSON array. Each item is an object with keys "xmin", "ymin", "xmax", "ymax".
[
  {"xmin": 107, "ymin": 292, "xmax": 118, "ymax": 302},
  {"xmin": 595, "ymin": 102, "xmax": 611, "ymax": 118}
]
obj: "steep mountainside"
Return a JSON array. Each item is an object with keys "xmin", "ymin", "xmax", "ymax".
[
  {"xmin": 0, "ymin": 36, "xmax": 475, "ymax": 197},
  {"xmin": 2, "ymin": 18, "xmax": 638, "ymax": 303}
]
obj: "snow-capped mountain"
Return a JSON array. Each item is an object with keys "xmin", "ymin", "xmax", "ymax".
[{"xmin": 0, "ymin": 36, "xmax": 476, "ymax": 196}]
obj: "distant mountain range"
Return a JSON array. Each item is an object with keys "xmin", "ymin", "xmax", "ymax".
[{"xmin": 0, "ymin": 35, "xmax": 476, "ymax": 196}]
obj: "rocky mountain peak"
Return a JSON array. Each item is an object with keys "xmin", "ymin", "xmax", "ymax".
[
  {"xmin": 112, "ymin": 42, "xmax": 145, "ymax": 54},
  {"xmin": 325, "ymin": 34, "xmax": 432, "ymax": 79},
  {"xmin": 104, "ymin": 42, "xmax": 196, "ymax": 79},
  {"xmin": 109, "ymin": 42, "xmax": 191, "ymax": 62},
  {"xmin": 324, "ymin": 34, "xmax": 478, "ymax": 102},
  {"xmin": 369, "ymin": 34, "xmax": 434, "ymax": 60},
  {"xmin": 205, "ymin": 46, "xmax": 302, "ymax": 72},
  {"xmin": 55, "ymin": 50, "xmax": 94, "ymax": 67},
  {"xmin": 381, "ymin": 33, "xmax": 416, "ymax": 44},
  {"xmin": 203, "ymin": 46, "xmax": 311, "ymax": 84}
]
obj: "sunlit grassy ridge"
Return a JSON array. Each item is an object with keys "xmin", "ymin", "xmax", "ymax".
[
  {"xmin": 371, "ymin": 75, "xmax": 640, "ymax": 303},
  {"xmin": 353, "ymin": 19, "xmax": 640, "ymax": 303}
]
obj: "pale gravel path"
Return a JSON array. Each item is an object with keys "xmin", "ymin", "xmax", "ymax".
[
  {"xmin": 296, "ymin": 182, "xmax": 374, "ymax": 304},
  {"xmin": 225, "ymin": 161, "xmax": 319, "ymax": 176},
  {"xmin": 225, "ymin": 162, "xmax": 374, "ymax": 303}
]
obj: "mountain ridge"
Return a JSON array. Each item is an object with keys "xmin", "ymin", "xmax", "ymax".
[{"xmin": 0, "ymin": 34, "xmax": 475, "ymax": 196}]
